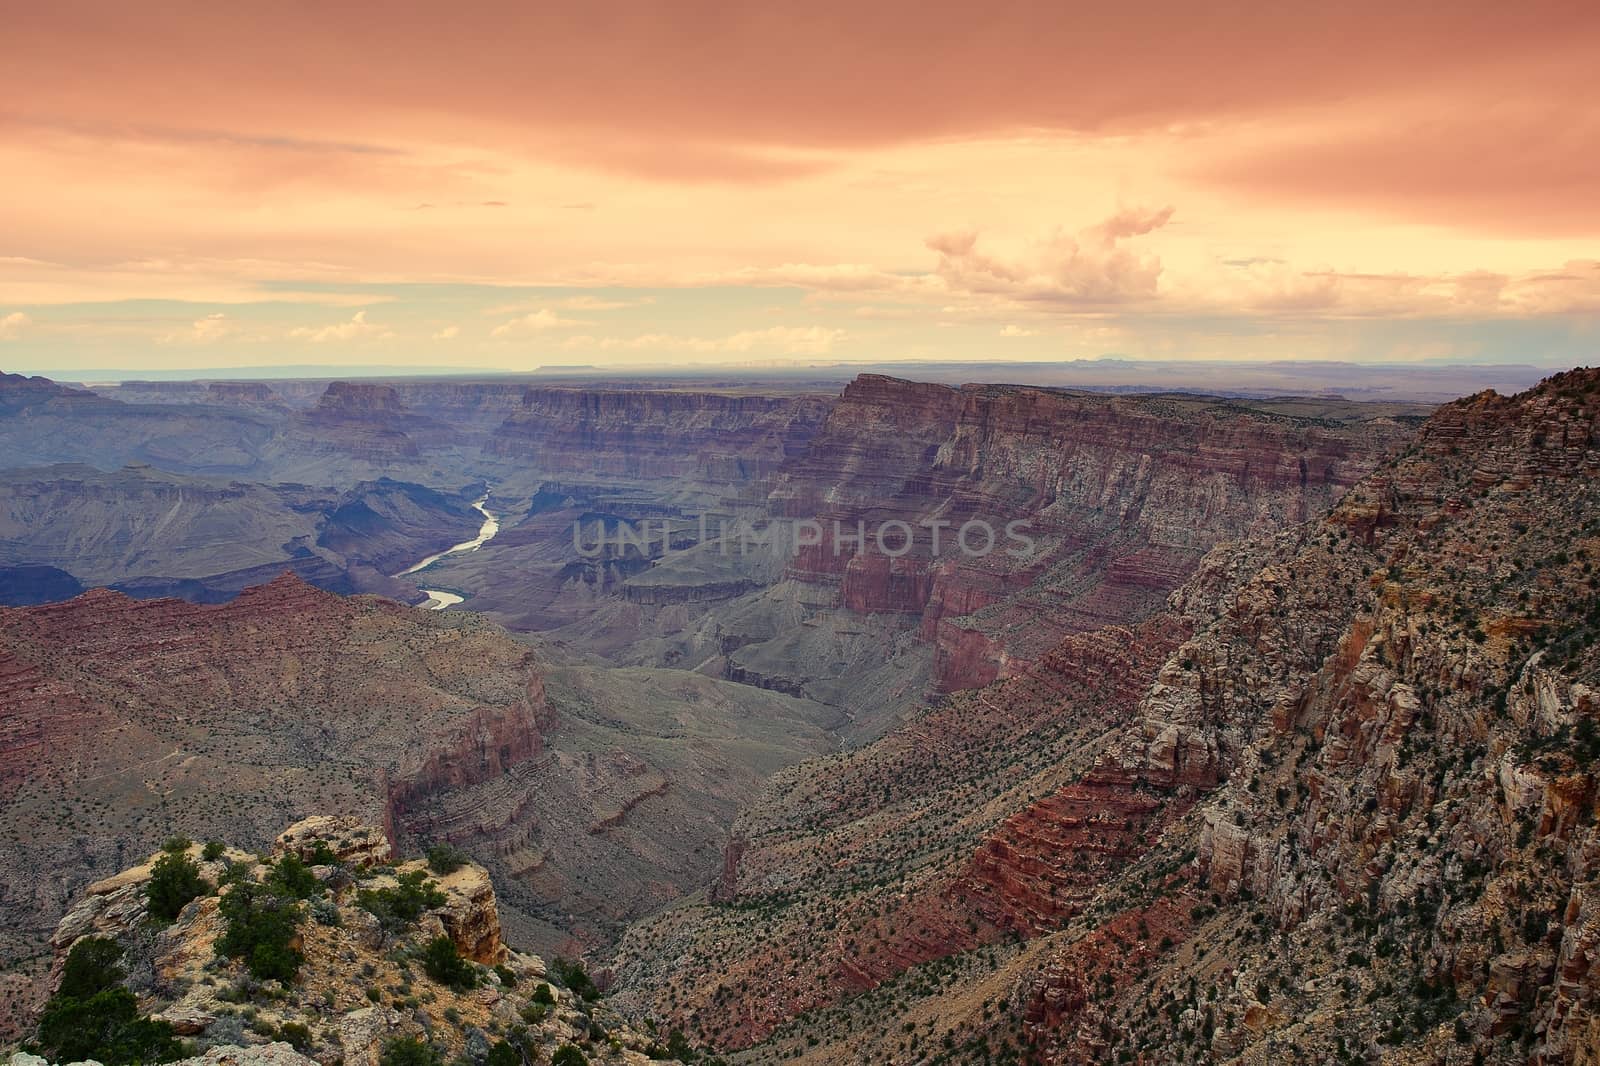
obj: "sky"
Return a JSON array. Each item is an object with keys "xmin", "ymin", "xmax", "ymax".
[{"xmin": 2, "ymin": 1, "xmax": 1598, "ymax": 375}]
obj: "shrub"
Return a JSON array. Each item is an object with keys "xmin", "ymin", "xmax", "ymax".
[
  {"xmin": 202, "ymin": 841, "xmax": 227, "ymax": 862},
  {"xmin": 34, "ymin": 939, "xmax": 185, "ymax": 1066},
  {"xmin": 381, "ymin": 1036, "xmax": 442, "ymax": 1066},
  {"xmin": 494, "ymin": 965, "xmax": 517, "ymax": 987},
  {"xmin": 530, "ymin": 983, "xmax": 556, "ymax": 1006},
  {"xmin": 278, "ymin": 1021, "xmax": 314, "ymax": 1052},
  {"xmin": 426, "ymin": 844, "xmax": 468, "ymax": 876},
  {"xmin": 147, "ymin": 850, "xmax": 211, "ymax": 923},
  {"xmin": 266, "ymin": 854, "xmax": 319, "ymax": 900},
  {"xmin": 57, "ymin": 937, "xmax": 125, "ymax": 1000},
  {"xmin": 162, "ymin": 836, "xmax": 193, "ymax": 854},
  {"xmin": 215, "ymin": 882, "xmax": 304, "ymax": 982},
  {"xmin": 551, "ymin": 1046, "xmax": 588, "ymax": 1066},
  {"xmin": 549, "ymin": 958, "xmax": 598, "ymax": 1001},
  {"xmin": 307, "ymin": 839, "xmax": 341, "ymax": 866},
  {"xmin": 357, "ymin": 871, "xmax": 447, "ymax": 932},
  {"xmin": 420, "ymin": 936, "xmax": 477, "ymax": 991},
  {"xmin": 486, "ymin": 1041, "xmax": 522, "ymax": 1066}
]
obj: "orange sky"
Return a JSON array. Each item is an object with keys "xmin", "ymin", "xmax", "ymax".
[{"xmin": 2, "ymin": 1, "xmax": 1597, "ymax": 372}]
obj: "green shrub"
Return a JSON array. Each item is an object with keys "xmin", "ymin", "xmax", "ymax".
[
  {"xmin": 34, "ymin": 939, "xmax": 185, "ymax": 1066},
  {"xmin": 57, "ymin": 937, "xmax": 125, "ymax": 1000},
  {"xmin": 202, "ymin": 841, "xmax": 227, "ymax": 862},
  {"xmin": 485, "ymin": 1041, "xmax": 522, "ymax": 1066},
  {"xmin": 162, "ymin": 836, "xmax": 193, "ymax": 854},
  {"xmin": 307, "ymin": 840, "xmax": 341, "ymax": 866},
  {"xmin": 278, "ymin": 1021, "xmax": 314, "ymax": 1052},
  {"xmin": 530, "ymin": 983, "xmax": 556, "ymax": 1006},
  {"xmin": 381, "ymin": 1036, "xmax": 442, "ymax": 1066},
  {"xmin": 426, "ymin": 844, "xmax": 468, "ymax": 876},
  {"xmin": 357, "ymin": 871, "xmax": 446, "ymax": 932},
  {"xmin": 551, "ymin": 1046, "xmax": 588, "ymax": 1066},
  {"xmin": 266, "ymin": 854, "xmax": 320, "ymax": 900},
  {"xmin": 493, "ymin": 964, "xmax": 517, "ymax": 987},
  {"xmin": 420, "ymin": 936, "xmax": 477, "ymax": 991},
  {"xmin": 147, "ymin": 850, "xmax": 211, "ymax": 923},
  {"xmin": 549, "ymin": 958, "xmax": 598, "ymax": 1001},
  {"xmin": 215, "ymin": 882, "xmax": 304, "ymax": 982}
]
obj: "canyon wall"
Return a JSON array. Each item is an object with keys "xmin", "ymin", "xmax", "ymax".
[
  {"xmin": 485, "ymin": 387, "xmax": 831, "ymax": 490},
  {"xmin": 763, "ymin": 374, "xmax": 1419, "ymax": 691}
]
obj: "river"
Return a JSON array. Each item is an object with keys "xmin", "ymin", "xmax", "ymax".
[{"xmin": 397, "ymin": 495, "xmax": 499, "ymax": 610}]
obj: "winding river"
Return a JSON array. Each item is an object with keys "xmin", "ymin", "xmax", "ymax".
[{"xmin": 398, "ymin": 495, "xmax": 499, "ymax": 610}]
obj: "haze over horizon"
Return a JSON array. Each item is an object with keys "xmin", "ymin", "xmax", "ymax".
[{"xmin": 2, "ymin": 1, "xmax": 1597, "ymax": 375}]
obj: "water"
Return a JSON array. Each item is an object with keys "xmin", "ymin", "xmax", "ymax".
[{"xmin": 397, "ymin": 495, "xmax": 499, "ymax": 610}]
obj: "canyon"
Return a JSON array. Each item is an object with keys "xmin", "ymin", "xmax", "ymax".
[{"xmin": 12, "ymin": 362, "xmax": 1596, "ymax": 1063}]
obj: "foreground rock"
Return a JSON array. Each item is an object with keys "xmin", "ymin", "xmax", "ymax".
[{"xmin": 15, "ymin": 819, "xmax": 661, "ymax": 1066}]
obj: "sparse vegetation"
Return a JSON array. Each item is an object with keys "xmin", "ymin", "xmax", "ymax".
[
  {"xmin": 426, "ymin": 842, "xmax": 468, "ymax": 875},
  {"xmin": 549, "ymin": 957, "xmax": 599, "ymax": 1001}
]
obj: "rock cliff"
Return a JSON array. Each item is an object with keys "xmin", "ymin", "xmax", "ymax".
[
  {"xmin": 485, "ymin": 387, "xmax": 829, "ymax": 491},
  {"xmin": 761, "ymin": 375, "xmax": 1417, "ymax": 692}
]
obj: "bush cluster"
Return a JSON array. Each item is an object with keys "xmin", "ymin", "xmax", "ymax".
[
  {"xmin": 33, "ymin": 938, "xmax": 185, "ymax": 1066},
  {"xmin": 357, "ymin": 870, "xmax": 447, "ymax": 932}
]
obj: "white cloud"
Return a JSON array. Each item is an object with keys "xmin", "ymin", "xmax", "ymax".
[
  {"xmin": 490, "ymin": 309, "xmax": 588, "ymax": 337},
  {"xmin": 289, "ymin": 310, "xmax": 390, "ymax": 343},
  {"xmin": 432, "ymin": 325, "xmax": 460, "ymax": 340},
  {"xmin": 999, "ymin": 324, "xmax": 1037, "ymax": 337},
  {"xmin": 926, "ymin": 207, "xmax": 1174, "ymax": 307},
  {"xmin": 0, "ymin": 311, "xmax": 30, "ymax": 340},
  {"xmin": 158, "ymin": 312, "xmax": 237, "ymax": 345}
]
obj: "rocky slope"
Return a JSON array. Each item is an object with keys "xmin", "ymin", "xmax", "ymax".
[
  {"xmin": 5, "ymin": 818, "xmax": 669, "ymax": 1065},
  {"xmin": 606, "ymin": 368, "xmax": 1600, "ymax": 1064}
]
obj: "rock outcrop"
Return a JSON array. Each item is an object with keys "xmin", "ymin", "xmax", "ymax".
[{"xmin": 14, "ymin": 821, "xmax": 661, "ymax": 1066}]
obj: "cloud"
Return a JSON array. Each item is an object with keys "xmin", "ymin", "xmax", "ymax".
[
  {"xmin": 0, "ymin": 311, "xmax": 30, "ymax": 339},
  {"xmin": 1190, "ymin": 105, "xmax": 1600, "ymax": 237},
  {"xmin": 7, "ymin": 4, "xmax": 1592, "ymax": 186},
  {"xmin": 1196, "ymin": 258, "xmax": 1600, "ymax": 318},
  {"xmin": 432, "ymin": 325, "xmax": 460, "ymax": 340},
  {"xmin": 999, "ymin": 324, "xmax": 1037, "ymax": 337},
  {"xmin": 564, "ymin": 325, "xmax": 846, "ymax": 356},
  {"xmin": 158, "ymin": 311, "xmax": 236, "ymax": 344},
  {"xmin": 926, "ymin": 207, "xmax": 1173, "ymax": 306},
  {"xmin": 289, "ymin": 310, "xmax": 390, "ymax": 342},
  {"xmin": 490, "ymin": 309, "xmax": 588, "ymax": 337}
]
